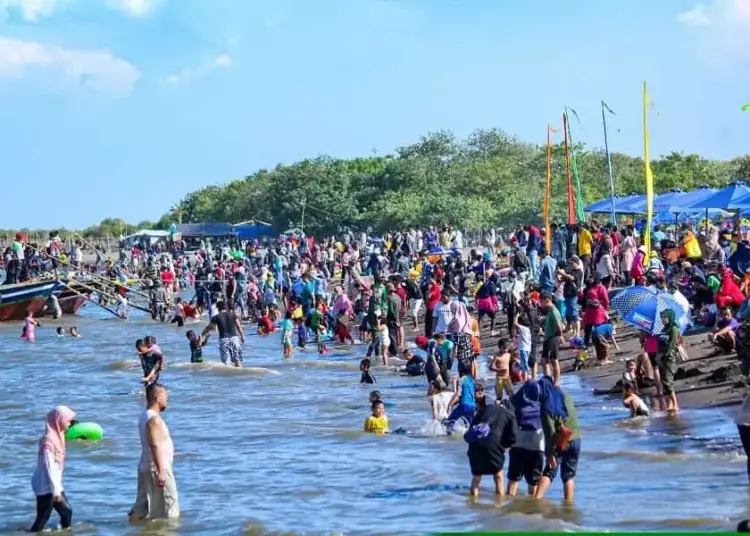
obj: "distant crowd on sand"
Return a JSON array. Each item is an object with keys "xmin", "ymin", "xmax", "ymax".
[{"xmin": 21, "ymin": 220, "xmax": 750, "ymax": 529}]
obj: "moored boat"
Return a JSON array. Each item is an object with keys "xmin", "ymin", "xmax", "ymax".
[
  {"xmin": 40, "ymin": 282, "xmax": 93, "ymax": 317},
  {"xmin": 0, "ymin": 280, "xmax": 62, "ymax": 322}
]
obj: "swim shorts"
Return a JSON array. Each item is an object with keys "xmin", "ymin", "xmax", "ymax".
[
  {"xmin": 219, "ymin": 336, "xmax": 243, "ymax": 365},
  {"xmin": 508, "ymin": 447, "xmax": 544, "ymax": 486},
  {"xmin": 542, "ymin": 336, "xmax": 560, "ymax": 362}
]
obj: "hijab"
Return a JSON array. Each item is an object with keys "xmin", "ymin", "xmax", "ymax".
[
  {"xmin": 39, "ymin": 405, "xmax": 76, "ymax": 468},
  {"xmin": 661, "ymin": 309, "xmax": 677, "ymax": 332},
  {"xmin": 447, "ymin": 301, "xmax": 472, "ymax": 335},
  {"xmin": 333, "ymin": 285, "xmax": 352, "ymax": 314}
]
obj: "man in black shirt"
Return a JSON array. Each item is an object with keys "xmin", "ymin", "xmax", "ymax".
[{"xmin": 201, "ymin": 301, "xmax": 245, "ymax": 367}]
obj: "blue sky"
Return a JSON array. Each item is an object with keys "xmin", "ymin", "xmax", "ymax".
[{"xmin": 0, "ymin": 0, "xmax": 748, "ymax": 229}]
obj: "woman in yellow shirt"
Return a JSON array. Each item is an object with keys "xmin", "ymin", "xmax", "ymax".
[{"xmin": 364, "ymin": 400, "xmax": 389, "ymax": 435}]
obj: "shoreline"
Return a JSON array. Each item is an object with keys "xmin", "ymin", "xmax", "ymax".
[{"xmin": 474, "ymin": 316, "xmax": 747, "ymax": 413}]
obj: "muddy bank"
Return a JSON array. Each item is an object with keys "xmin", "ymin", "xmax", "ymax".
[
  {"xmin": 469, "ymin": 310, "xmax": 748, "ymax": 411},
  {"xmin": 557, "ymin": 323, "xmax": 747, "ymax": 410}
]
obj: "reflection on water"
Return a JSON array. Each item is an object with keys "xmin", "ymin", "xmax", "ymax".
[{"xmin": 0, "ymin": 305, "xmax": 747, "ymax": 534}]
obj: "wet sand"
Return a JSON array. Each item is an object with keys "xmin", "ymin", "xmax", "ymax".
[
  {"xmin": 569, "ymin": 323, "xmax": 747, "ymax": 410},
  {"xmin": 466, "ymin": 308, "xmax": 747, "ymax": 411}
]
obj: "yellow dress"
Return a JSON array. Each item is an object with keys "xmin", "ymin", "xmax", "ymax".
[{"xmin": 364, "ymin": 415, "xmax": 389, "ymax": 435}]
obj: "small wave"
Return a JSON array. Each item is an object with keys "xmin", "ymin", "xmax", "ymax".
[
  {"xmin": 276, "ymin": 360, "xmax": 361, "ymax": 371},
  {"xmin": 106, "ymin": 360, "xmax": 139, "ymax": 371},
  {"xmin": 586, "ymin": 447, "xmax": 743, "ymax": 463},
  {"xmin": 190, "ymin": 363, "xmax": 281, "ymax": 375},
  {"xmin": 365, "ymin": 483, "xmax": 465, "ymax": 499}
]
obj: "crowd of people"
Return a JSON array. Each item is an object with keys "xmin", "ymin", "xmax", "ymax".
[{"xmin": 20, "ymin": 217, "xmax": 750, "ymax": 529}]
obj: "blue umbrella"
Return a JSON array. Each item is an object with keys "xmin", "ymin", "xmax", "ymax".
[
  {"xmin": 689, "ymin": 181, "xmax": 750, "ymax": 210},
  {"xmin": 656, "ymin": 186, "xmax": 716, "ymax": 212},
  {"xmin": 427, "ymin": 247, "xmax": 450, "ymax": 256},
  {"xmin": 585, "ymin": 193, "xmax": 643, "ymax": 213},
  {"xmin": 611, "ymin": 287, "xmax": 690, "ymax": 335}
]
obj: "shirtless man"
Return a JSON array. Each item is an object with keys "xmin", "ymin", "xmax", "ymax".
[
  {"xmin": 490, "ymin": 338, "xmax": 513, "ymax": 401},
  {"xmin": 128, "ymin": 383, "xmax": 180, "ymax": 521}
]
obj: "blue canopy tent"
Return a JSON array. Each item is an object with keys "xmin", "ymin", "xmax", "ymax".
[
  {"xmin": 686, "ymin": 181, "xmax": 750, "ymax": 232},
  {"xmin": 655, "ymin": 186, "xmax": 716, "ymax": 212},
  {"xmin": 584, "ymin": 194, "xmax": 644, "ymax": 213},
  {"xmin": 176, "ymin": 223, "xmax": 237, "ymax": 238},
  {"xmin": 689, "ymin": 181, "xmax": 750, "ymax": 210},
  {"xmin": 616, "ymin": 195, "xmax": 648, "ymax": 213},
  {"xmin": 233, "ymin": 221, "xmax": 273, "ymax": 240}
]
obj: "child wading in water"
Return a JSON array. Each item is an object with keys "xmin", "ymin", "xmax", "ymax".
[
  {"xmin": 135, "ymin": 336, "xmax": 164, "ymax": 388},
  {"xmin": 623, "ymin": 382, "xmax": 649, "ymax": 418},
  {"xmin": 186, "ymin": 330, "xmax": 208, "ymax": 363},
  {"xmin": 360, "ymin": 358, "xmax": 376, "ymax": 384},
  {"xmin": 21, "ymin": 310, "xmax": 41, "ymax": 343},
  {"xmin": 279, "ymin": 311, "xmax": 294, "ymax": 358},
  {"xmin": 364, "ymin": 399, "xmax": 389, "ymax": 435}
]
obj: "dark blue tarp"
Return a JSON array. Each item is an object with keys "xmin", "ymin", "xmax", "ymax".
[
  {"xmin": 176, "ymin": 223, "xmax": 236, "ymax": 237},
  {"xmin": 234, "ymin": 223, "xmax": 273, "ymax": 240}
]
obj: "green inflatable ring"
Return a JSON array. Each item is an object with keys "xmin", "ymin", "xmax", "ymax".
[{"xmin": 65, "ymin": 422, "xmax": 104, "ymax": 442}]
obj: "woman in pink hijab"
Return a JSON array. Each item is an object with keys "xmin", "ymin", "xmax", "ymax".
[
  {"xmin": 30, "ymin": 405, "xmax": 76, "ymax": 532},
  {"xmin": 333, "ymin": 285, "xmax": 354, "ymax": 344},
  {"xmin": 448, "ymin": 301, "xmax": 479, "ymax": 379}
]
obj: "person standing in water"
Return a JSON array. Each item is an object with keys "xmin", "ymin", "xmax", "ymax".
[
  {"xmin": 21, "ymin": 310, "xmax": 41, "ymax": 343},
  {"xmin": 129, "ymin": 383, "xmax": 180, "ymax": 521},
  {"xmin": 201, "ymin": 301, "xmax": 245, "ymax": 367},
  {"xmin": 30, "ymin": 406, "xmax": 76, "ymax": 532}
]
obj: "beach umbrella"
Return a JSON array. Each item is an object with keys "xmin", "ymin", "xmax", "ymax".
[
  {"xmin": 689, "ymin": 181, "xmax": 750, "ymax": 210},
  {"xmin": 611, "ymin": 286, "xmax": 690, "ymax": 335},
  {"xmin": 584, "ymin": 193, "xmax": 643, "ymax": 213},
  {"xmin": 427, "ymin": 246, "xmax": 450, "ymax": 256}
]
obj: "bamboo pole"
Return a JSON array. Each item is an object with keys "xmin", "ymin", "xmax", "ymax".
[
  {"xmin": 68, "ymin": 278, "xmax": 152, "ymax": 314},
  {"xmin": 62, "ymin": 282, "xmax": 122, "ymax": 319},
  {"xmin": 25, "ymin": 242, "xmax": 151, "ymax": 302}
]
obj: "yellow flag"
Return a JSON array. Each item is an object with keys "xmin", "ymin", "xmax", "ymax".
[{"xmin": 643, "ymin": 81, "xmax": 654, "ymax": 265}]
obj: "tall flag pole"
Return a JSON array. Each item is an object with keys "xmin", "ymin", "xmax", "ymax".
[
  {"xmin": 544, "ymin": 125, "xmax": 556, "ymax": 254},
  {"xmin": 562, "ymin": 112, "xmax": 576, "ymax": 225},
  {"xmin": 601, "ymin": 101, "xmax": 617, "ymax": 223},
  {"xmin": 564, "ymin": 106, "xmax": 586, "ymax": 223},
  {"xmin": 643, "ymin": 82, "xmax": 654, "ymax": 265}
]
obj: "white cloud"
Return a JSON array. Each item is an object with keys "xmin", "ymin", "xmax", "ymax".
[
  {"xmin": 106, "ymin": 0, "xmax": 163, "ymax": 17},
  {"xmin": 166, "ymin": 54, "xmax": 232, "ymax": 85},
  {"xmin": 214, "ymin": 54, "xmax": 231, "ymax": 67},
  {"xmin": 677, "ymin": 3, "xmax": 711, "ymax": 25},
  {"xmin": 0, "ymin": 35, "xmax": 141, "ymax": 95},
  {"xmin": 0, "ymin": 0, "xmax": 67, "ymax": 22},
  {"xmin": 677, "ymin": 0, "xmax": 750, "ymax": 65}
]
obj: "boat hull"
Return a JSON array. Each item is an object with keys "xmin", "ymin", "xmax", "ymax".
[
  {"xmin": 39, "ymin": 285, "xmax": 91, "ymax": 317},
  {"xmin": 0, "ymin": 281, "xmax": 60, "ymax": 322}
]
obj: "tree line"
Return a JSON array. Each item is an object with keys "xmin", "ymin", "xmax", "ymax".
[{"xmin": 5, "ymin": 128, "xmax": 750, "ymax": 239}]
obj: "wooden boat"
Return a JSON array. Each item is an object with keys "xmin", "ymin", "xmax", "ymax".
[{"xmin": 0, "ymin": 280, "xmax": 61, "ymax": 321}]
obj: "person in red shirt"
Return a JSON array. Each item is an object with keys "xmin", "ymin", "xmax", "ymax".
[
  {"xmin": 257, "ymin": 308, "xmax": 276, "ymax": 335},
  {"xmin": 582, "ymin": 273, "xmax": 610, "ymax": 347},
  {"xmin": 160, "ymin": 267, "xmax": 174, "ymax": 289},
  {"xmin": 424, "ymin": 278, "xmax": 442, "ymax": 338}
]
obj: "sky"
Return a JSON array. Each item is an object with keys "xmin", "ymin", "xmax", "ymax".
[{"xmin": 0, "ymin": 0, "xmax": 748, "ymax": 229}]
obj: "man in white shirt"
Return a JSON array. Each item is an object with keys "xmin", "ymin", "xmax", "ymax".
[
  {"xmin": 432, "ymin": 292, "xmax": 455, "ymax": 334},
  {"xmin": 129, "ymin": 383, "xmax": 180, "ymax": 520}
]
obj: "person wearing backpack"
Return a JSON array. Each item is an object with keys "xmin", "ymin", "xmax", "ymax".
[
  {"xmin": 534, "ymin": 376, "xmax": 581, "ymax": 502},
  {"xmin": 464, "ymin": 383, "xmax": 517, "ymax": 497},
  {"xmin": 507, "ymin": 380, "xmax": 545, "ymax": 497}
]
